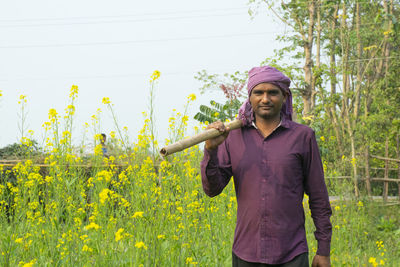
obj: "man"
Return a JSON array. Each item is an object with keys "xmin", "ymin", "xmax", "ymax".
[
  {"xmin": 100, "ymin": 133, "xmax": 109, "ymax": 158},
  {"xmin": 200, "ymin": 66, "xmax": 332, "ymax": 267}
]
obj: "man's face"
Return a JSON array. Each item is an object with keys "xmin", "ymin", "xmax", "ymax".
[{"xmin": 249, "ymin": 83, "xmax": 286, "ymax": 121}]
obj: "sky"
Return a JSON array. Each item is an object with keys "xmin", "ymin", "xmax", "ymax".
[{"xmin": 0, "ymin": 0, "xmax": 287, "ymax": 149}]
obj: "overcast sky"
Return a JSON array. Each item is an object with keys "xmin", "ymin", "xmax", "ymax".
[{"xmin": 0, "ymin": 0, "xmax": 287, "ymax": 149}]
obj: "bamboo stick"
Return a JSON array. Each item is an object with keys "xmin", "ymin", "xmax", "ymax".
[
  {"xmin": 159, "ymin": 119, "xmax": 243, "ymax": 157},
  {"xmin": 370, "ymin": 155, "xmax": 400, "ymax": 163}
]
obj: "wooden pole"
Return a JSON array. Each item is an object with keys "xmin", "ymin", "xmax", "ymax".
[
  {"xmin": 383, "ymin": 138, "xmax": 389, "ymax": 203},
  {"xmin": 365, "ymin": 147, "xmax": 372, "ymax": 197},
  {"xmin": 159, "ymin": 120, "xmax": 243, "ymax": 157}
]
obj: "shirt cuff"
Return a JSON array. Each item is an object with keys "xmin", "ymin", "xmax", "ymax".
[{"xmin": 316, "ymin": 240, "xmax": 331, "ymax": 256}]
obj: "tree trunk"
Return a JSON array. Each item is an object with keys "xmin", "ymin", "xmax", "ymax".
[
  {"xmin": 327, "ymin": 3, "xmax": 344, "ymax": 155},
  {"xmin": 353, "ymin": 1, "xmax": 362, "ymax": 126},
  {"xmin": 340, "ymin": 2, "xmax": 359, "ymax": 197},
  {"xmin": 302, "ymin": 0, "xmax": 316, "ymax": 121}
]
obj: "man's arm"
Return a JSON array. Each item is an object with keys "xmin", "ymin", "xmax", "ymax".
[
  {"xmin": 303, "ymin": 130, "xmax": 332, "ymax": 262},
  {"xmin": 200, "ymin": 121, "xmax": 233, "ymax": 197}
]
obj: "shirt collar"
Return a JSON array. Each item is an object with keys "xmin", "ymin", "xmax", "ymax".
[
  {"xmin": 251, "ymin": 114, "xmax": 292, "ymax": 130},
  {"xmin": 280, "ymin": 115, "xmax": 291, "ymax": 129}
]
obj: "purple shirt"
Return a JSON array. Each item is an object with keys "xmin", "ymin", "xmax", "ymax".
[{"xmin": 200, "ymin": 117, "xmax": 332, "ymax": 264}]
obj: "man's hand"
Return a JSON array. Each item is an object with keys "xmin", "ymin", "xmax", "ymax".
[
  {"xmin": 204, "ymin": 121, "xmax": 230, "ymax": 151},
  {"xmin": 312, "ymin": 255, "xmax": 330, "ymax": 267}
]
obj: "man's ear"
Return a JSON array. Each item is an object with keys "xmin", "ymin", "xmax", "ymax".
[{"xmin": 283, "ymin": 91, "xmax": 288, "ymax": 103}]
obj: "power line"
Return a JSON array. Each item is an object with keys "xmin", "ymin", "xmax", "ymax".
[
  {"xmin": 267, "ymin": 0, "xmax": 389, "ymax": 8},
  {"xmin": 0, "ymin": 31, "xmax": 278, "ymax": 49},
  {"xmin": 0, "ymin": 7, "xmax": 247, "ymax": 22},
  {"xmin": 0, "ymin": 12, "xmax": 246, "ymax": 28},
  {"xmin": 1, "ymin": 56, "xmax": 399, "ymax": 82},
  {"xmin": 0, "ymin": 71, "xmax": 193, "ymax": 82},
  {"xmin": 0, "ymin": 15, "xmax": 388, "ymax": 29}
]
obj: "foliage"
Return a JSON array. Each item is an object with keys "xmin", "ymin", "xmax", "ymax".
[
  {"xmin": 249, "ymin": 1, "xmax": 400, "ymax": 196},
  {"xmin": 194, "ymin": 70, "xmax": 247, "ymax": 124},
  {"xmin": 0, "ymin": 141, "xmax": 42, "ymax": 159},
  {"xmin": 194, "ymin": 99, "xmax": 242, "ymax": 123},
  {"xmin": 195, "ymin": 70, "xmax": 247, "ymax": 95}
]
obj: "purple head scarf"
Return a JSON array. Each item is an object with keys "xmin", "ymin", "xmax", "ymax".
[{"xmin": 238, "ymin": 66, "xmax": 293, "ymax": 126}]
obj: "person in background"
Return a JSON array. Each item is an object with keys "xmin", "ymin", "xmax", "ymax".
[
  {"xmin": 100, "ymin": 133, "xmax": 109, "ymax": 158},
  {"xmin": 201, "ymin": 66, "xmax": 332, "ymax": 267}
]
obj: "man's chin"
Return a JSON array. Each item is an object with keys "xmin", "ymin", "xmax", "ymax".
[{"xmin": 255, "ymin": 112, "xmax": 278, "ymax": 120}]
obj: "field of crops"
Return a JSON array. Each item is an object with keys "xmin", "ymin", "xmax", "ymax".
[{"xmin": 0, "ymin": 85, "xmax": 399, "ymax": 266}]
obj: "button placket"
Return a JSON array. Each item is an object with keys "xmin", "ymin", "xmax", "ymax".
[{"xmin": 260, "ymin": 139, "xmax": 269, "ymax": 259}]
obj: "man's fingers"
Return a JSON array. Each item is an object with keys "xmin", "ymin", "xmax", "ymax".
[{"xmin": 207, "ymin": 121, "xmax": 226, "ymax": 132}]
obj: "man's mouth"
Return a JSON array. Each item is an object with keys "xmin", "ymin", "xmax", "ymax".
[{"xmin": 259, "ymin": 106, "xmax": 273, "ymax": 109}]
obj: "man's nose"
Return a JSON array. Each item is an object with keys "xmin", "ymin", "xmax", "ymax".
[{"xmin": 261, "ymin": 93, "xmax": 270, "ymax": 102}]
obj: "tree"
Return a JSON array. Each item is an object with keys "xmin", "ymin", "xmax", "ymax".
[
  {"xmin": 248, "ymin": 0, "xmax": 400, "ymax": 197},
  {"xmin": 194, "ymin": 71, "xmax": 247, "ymax": 123}
]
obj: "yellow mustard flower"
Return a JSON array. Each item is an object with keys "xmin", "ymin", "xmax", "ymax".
[
  {"xmin": 134, "ymin": 241, "xmax": 147, "ymax": 250},
  {"xmin": 82, "ymin": 244, "xmax": 93, "ymax": 252},
  {"xmin": 115, "ymin": 228, "xmax": 124, "ymax": 242},
  {"xmin": 99, "ymin": 188, "xmax": 111, "ymax": 204},
  {"xmin": 21, "ymin": 259, "xmax": 37, "ymax": 267},
  {"xmin": 84, "ymin": 222, "xmax": 100, "ymax": 230},
  {"xmin": 102, "ymin": 97, "xmax": 111, "ymax": 104},
  {"xmin": 18, "ymin": 94, "xmax": 27, "ymax": 104},
  {"xmin": 48, "ymin": 108, "xmax": 58, "ymax": 122},
  {"xmin": 368, "ymin": 257, "xmax": 377, "ymax": 267},
  {"xmin": 69, "ymin": 85, "xmax": 78, "ymax": 98},
  {"xmin": 150, "ymin": 70, "xmax": 161, "ymax": 81},
  {"xmin": 363, "ymin": 45, "xmax": 377, "ymax": 51},
  {"xmin": 132, "ymin": 211, "xmax": 144, "ymax": 218},
  {"xmin": 186, "ymin": 257, "xmax": 198, "ymax": 265},
  {"xmin": 187, "ymin": 93, "xmax": 196, "ymax": 101},
  {"xmin": 94, "ymin": 144, "xmax": 103, "ymax": 156}
]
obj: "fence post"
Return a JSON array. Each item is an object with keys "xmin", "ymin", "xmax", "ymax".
[
  {"xmin": 365, "ymin": 147, "xmax": 372, "ymax": 197},
  {"xmin": 383, "ymin": 138, "xmax": 389, "ymax": 203},
  {"xmin": 397, "ymin": 134, "xmax": 400, "ymax": 201}
]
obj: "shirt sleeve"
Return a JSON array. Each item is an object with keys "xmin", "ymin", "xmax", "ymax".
[
  {"xmin": 303, "ymin": 130, "xmax": 332, "ymax": 256},
  {"xmin": 200, "ymin": 140, "xmax": 233, "ymax": 197}
]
